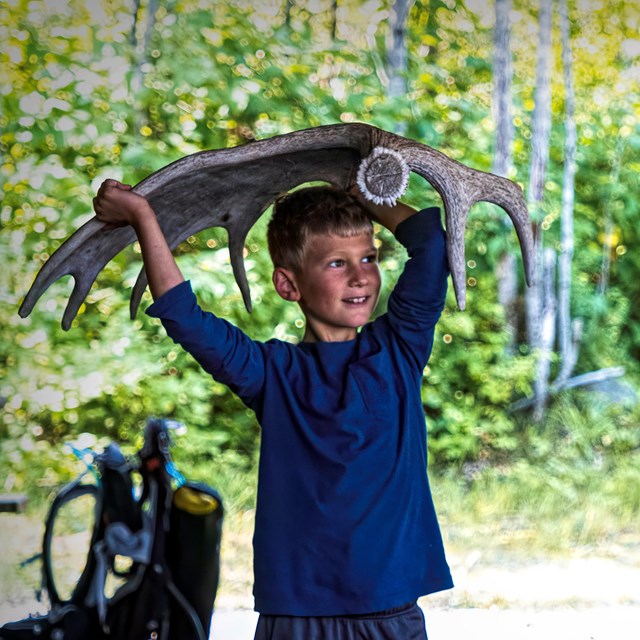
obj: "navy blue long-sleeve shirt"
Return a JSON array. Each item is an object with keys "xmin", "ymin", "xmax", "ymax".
[{"xmin": 147, "ymin": 206, "xmax": 453, "ymax": 615}]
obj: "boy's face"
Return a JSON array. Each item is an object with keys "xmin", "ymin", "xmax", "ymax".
[{"xmin": 275, "ymin": 231, "xmax": 381, "ymax": 343}]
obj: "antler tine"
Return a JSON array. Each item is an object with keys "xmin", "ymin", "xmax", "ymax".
[
  {"xmin": 472, "ymin": 173, "xmax": 535, "ymax": 287},
  {"xmin": 128, "ymin": 217, "xmax": 257, "ymax": 319},
  {"xmin": 398, "ymin": 140, "xmax": 534, "ymax": 309},
  {"xmin": 18, "ymin": 220, "xmax": 137, "ymax": 329},
  {"xmin": 20, "ymin": 125, "xmax": 375, "ymax": 328},
  {"xmin": 128, "ymin": 210, "xmax": 259, "ymax": 319},
  {"xmin": 441, "ymin": 195, "xmax": 472, "ymax": 311},
  {"xmin": 129, "ymin": 160, "xmax": 360, "ymax": 320},
  {"xmin": 228, "ymin": 225, "xmax": 253, "ymax": 312},
  {"xmin": 20, "ymin": 123, "xmax": 533, "ymax": 328},
  {"xmin": 127, "ymin": 142, "xmax": 364, "ymax": 320}
]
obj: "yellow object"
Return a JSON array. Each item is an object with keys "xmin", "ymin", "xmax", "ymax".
[{"xmin": 173, "ymin": 486, "xmax": 219, "ymax": 515}]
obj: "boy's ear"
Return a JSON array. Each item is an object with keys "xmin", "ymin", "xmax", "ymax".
[{"xmin": 272, "ymin": 267, "xmax": 301, "ymax": 302}]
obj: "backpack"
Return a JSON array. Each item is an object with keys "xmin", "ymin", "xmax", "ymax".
[{"xmin": 0, "ymin": 418, "xmax": 223, "ymax": 640}]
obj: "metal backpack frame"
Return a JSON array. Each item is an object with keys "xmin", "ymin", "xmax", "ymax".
[{"xmin": 1, "ymin": 418, "xmax": 223, "ymax": 640}]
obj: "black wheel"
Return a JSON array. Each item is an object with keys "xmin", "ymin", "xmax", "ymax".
[{"xmin": 42, "ymin": 481, "xmax": 100, "ymax": 606}]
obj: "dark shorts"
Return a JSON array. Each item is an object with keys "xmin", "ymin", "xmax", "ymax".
[{"xmin": 253, "ymin": 602, "xmax": 428, "ymax": 640}]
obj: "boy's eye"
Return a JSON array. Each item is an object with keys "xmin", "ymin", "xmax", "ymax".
[
  {"xmin": 329, "ymin": 259, "xmax": 345, "ymax": 268},
  {"xmin": 362, "ymin": 254, "xmax": 378, "ymax": 264}
]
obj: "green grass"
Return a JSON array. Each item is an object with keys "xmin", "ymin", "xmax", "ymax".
[
  {"xmin": 211, "ymin": 453, "xmax": 640, "ymax": 609},
  {"xmin": 433, "ymin": 454, "xmax": 640, "ymax": 557},
  {"xmin": 2, "ymin": 428, "xmax": 639, "ymax": 614}
]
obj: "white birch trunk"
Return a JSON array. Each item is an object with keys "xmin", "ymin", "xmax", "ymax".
[
  {"xmin": 130, "ymin": 0, "xmax": 142, "ymax": 47},
  {"xmin": 533, "ymin": 248, "xmax": 557, "ymax": 421},
  {"xmin": 524, "ymin": 0, "xmax": 553, "ymax": 350},
  {"xmin": 388, "ymin": 0, "xmax": 415, "ymax": 99},
  {"xmin": 526, "ymin": 1, "xmax": 553, "ymax": 207},
  {"xmin": 492, "ymin": 0, "xmax": 518, "ymax": 349},
  {"xmin": 554, "ymin": 0, "xmax": 579, "ymax": 388},
  {"xmin": 130, "ymin": 0, "xmax": 159, "ymax": 98},
  {"xmin": 492, "ymin": 0, "xmax": 513, "ymax": 178}
]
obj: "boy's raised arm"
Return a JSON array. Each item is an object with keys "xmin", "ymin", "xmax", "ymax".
[
  {"xmin": 348, "ymin": 184, "xmax": 417, "ymax": 234},
  {"xmin": 93, "ymin": 179, "xmax": 184, "ymax": 300}
]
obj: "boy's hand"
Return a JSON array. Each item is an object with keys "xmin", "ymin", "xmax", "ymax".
[
  {"xmin": 348, "ymin": 182, "xmax": 416, "ymax": 234},
  {"xmin": 93, "ymin": 179, "xmax": 184, "ymax": 299},
  {"xmin": 93, "ymin": 179, "xmax": 153, "ymax": 227}
]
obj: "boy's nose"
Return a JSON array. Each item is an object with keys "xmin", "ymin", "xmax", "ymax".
[{"xmin": 349, "ymin": 265, "xmax": 369, "ymax": 286}]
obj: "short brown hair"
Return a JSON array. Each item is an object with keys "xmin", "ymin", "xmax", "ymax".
[{"xmin": 267, "ymin": 186, "xmax": 373, "ymax": 271}]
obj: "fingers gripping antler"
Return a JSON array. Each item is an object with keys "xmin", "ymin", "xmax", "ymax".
[{"xmin": 19, "ymin": 123, "xmax": 534, "ymax": 329}]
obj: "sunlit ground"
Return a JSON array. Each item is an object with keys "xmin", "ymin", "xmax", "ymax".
[{"xmin": 2, "ymin": 473, "xmax": 639, "ymax": 623}]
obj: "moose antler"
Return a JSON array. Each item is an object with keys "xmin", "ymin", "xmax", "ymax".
[{"xmin": 19, "ymin": 123, "xmax": 534, "ymax": 330}]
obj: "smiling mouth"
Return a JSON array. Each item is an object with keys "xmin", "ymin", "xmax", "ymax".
[{"xmin": 344, "ymin": 296, "xmax": 369, "ymax": 304}]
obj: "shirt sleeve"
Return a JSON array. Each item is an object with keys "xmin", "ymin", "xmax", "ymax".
[
  {"xmin": 384, "ymin": 206, "xmax": 449, "ymax": 369},
  {"xmin": 146, "ymin": 280, "xmax": 266, "ymax": 405}
]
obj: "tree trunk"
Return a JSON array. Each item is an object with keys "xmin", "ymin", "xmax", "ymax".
[
  {"xmin": 554, "ymin": 0, "xmax": 579, "ymax": 388},
  {"xmin": 492, "ymin": 0, "xmax": 513, "ymax": 178},
  {"xmin": 130, "ymin": 0, "xmax": 142, "ymax": 47},
  {"xmin": 525, "ymin": 0, "xmax": 553, "ymax": 350},
  {"xmin": 524, "ymin": 0, "xmax": 553, "ymax": 420},
  {"xmin": 330, "ymin": 0, "xmax": 338, "ymax": 41},
  {"xmin": 285, "ymin": 0, "xmax": 294, "ymax": 27},
  {"xmin": 130, "ymin": 0, "xmax": 159, "ymax": 98},
  {"xmin": 492, "ymin": 0, "xmax": 518, "ymax": 350},
  {"xmin": 388, "ymin": 0, "xmax": 415, "ymax": 99},
  {"xmin": 526, "ymin": 1, "xmax": 553, "ymax": 207},
  {"xmin": 533, "ymin": 248, "xmax": 557, "ymax": 421}
]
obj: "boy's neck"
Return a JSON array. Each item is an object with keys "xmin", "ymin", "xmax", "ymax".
[{"xmin": 302, "ymin": 323, "xmax": 359, "ymax": 344}]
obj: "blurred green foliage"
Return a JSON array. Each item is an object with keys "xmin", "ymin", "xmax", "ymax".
[{"xmin": 1, "ymin": 0, "xmax": 639, "ymax": 504}]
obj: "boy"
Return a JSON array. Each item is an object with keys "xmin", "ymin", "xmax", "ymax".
[{"xmin": 93, "ymin": 178, "xmax": 452, "ymax": 639}]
